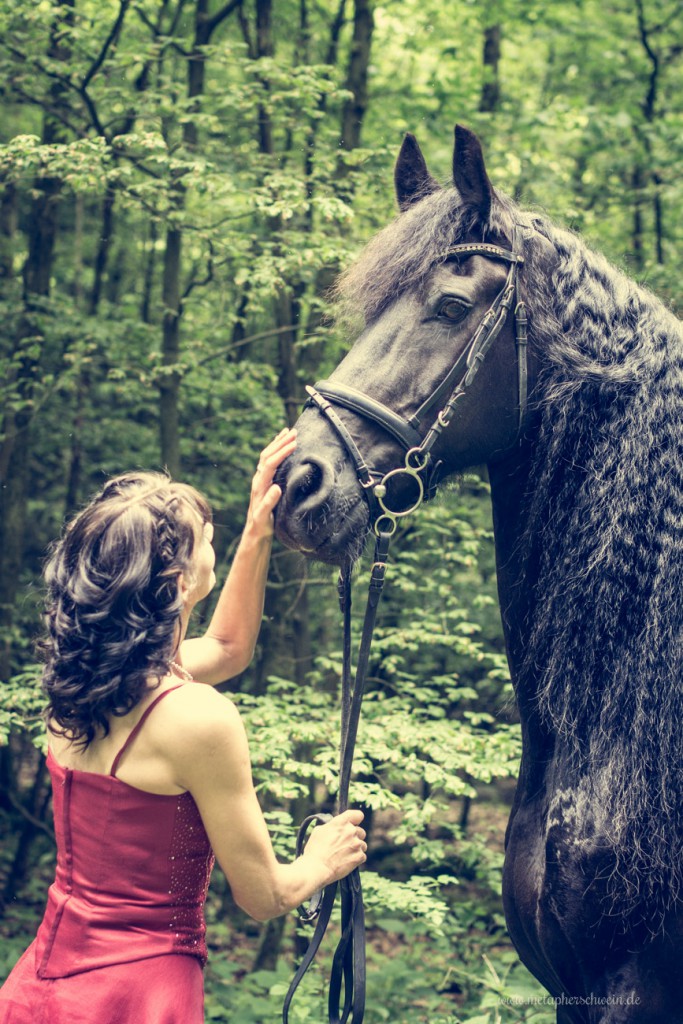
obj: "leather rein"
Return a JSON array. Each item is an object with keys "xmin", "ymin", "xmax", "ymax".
[{"xmin": 283, "ymin": 229, "xmax": 529, "ymax": 1024}]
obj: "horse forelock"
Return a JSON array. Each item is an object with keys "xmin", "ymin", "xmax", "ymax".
[
  {"xmin": 519, "ymin": 212, "xmax": 683, "ymax": 920},
  {"xmin": 334, "ymin": 185, "xmax": 518, "ymax": 325}
]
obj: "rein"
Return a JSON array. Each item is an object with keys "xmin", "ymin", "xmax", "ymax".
[
  {"xmin": 283, "ymin": 229, "xmax": 529, "ymax": 1024},
  {"xmin": 282, "ymin": 532, "xmax": 390, "ymax": 1024}
]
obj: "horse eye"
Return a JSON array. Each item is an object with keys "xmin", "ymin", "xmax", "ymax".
[{"xmin": 437, "ymin": 298, "xmax": 469, "ymax": 322}]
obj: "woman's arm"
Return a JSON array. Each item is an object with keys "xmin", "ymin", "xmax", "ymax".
[
  {"xmin": 180, "ymin": 428, "xmax": 297, "ymax": 685},
  {"xmin": 170, "ymin": 686, "xmax": 367, "ymax": 921}
]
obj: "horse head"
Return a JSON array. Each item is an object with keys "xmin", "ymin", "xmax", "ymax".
[{"xmin": 275, "ymin": 125, "xmax": 539, "ymax": 564}]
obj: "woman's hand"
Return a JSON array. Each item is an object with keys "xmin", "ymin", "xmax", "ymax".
[
  {"xmin": 302, "ymin": 809, "xmax": 367, "ymax": 884},
  {"xmin": 245, "ymin": 427, "xmax": 297, "ymax": 540},
  {"xmin": 179, "ymin": 426, "xmax": 296, "ymax": 685}
]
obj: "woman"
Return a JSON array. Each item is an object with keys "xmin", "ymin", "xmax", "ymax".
[{"xmin": 0, "ymin": 428, "xmax": 367, "ymax": 1023}]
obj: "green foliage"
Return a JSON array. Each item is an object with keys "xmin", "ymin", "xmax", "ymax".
[{"xmin": 0, "ymin": 665, "xmax": 45, "ymax": 752}]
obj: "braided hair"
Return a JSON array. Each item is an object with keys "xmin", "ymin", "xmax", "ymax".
[{"xmin": 40, "ymin": 472, "xmax": 212, "ymax": 748}]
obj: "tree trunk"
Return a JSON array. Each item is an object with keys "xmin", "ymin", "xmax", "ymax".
[
  {"xmin": 160, "ymin": 224, "xmax": 183, "ymax": 476},
  {"xmin": 339, "ymin": 0, "xmax": 374, "ymax": 161},
  {"xmin": 479, "ymin": 24, "xmax": 501, "ymax": 113},
  {"xmin": 634, "ymin": 0, "xmax": 665, "ymax": 266},
  {"xmin": 631, "ymin": 162, "xmax": 645, "ymax": 272},
  {"xmin": 67, "ymin": 172, "xmax": 119, "ymax": 510},
  {"xmin": 253, "ymin": 914, "xmax": 287, "ymax": 971},
  {"xmin": 90, "ymin": 186, "xmax": 116, "ymax": 315},
  {"xmin": 0, "ymin": 180, "xmax": 17, "ymax": 281},
  {"xmin": 235, "ymin": 0, "xmax": 317, "ymax": 701},
  {"xmin": 653, "ymin": 172, "xmax": 664, "ymax": 265},
  {"xmin": 2, "ymin": 756, "xmax": 52, "ymax": 908},
  {"xmin": 141, "ymin": 218, "xmax": 159, "ymax": 324},
  {"xmin": 276, "ymin": 288, "xmax": 304, "ymax": 427},
  {"xmin": 0, "ymin": 0, "xmax": 73, "ymax": 678},
  {"xmin": 256, "ymin": 0, "xmax": 275, "ymax": 155},
  {"xmin": 157, "ymin": 0, "xmax": 240, "ymax": 473}
]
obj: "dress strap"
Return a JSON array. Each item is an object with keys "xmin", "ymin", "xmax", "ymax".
[{"xmin": 110, "ymin": 684, "xmax": 184, "ymax": 778}]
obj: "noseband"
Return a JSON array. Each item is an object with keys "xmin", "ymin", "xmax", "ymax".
[
  {"xmin": 305, "ymin": 227, "xmax": 529, "ymax": 535},
  {"xmin": 283, "ymin": 228, "xmax": 530, "ymax": 1024}
]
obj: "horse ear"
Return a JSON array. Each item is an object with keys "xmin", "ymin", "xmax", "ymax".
[
  {"xmin": 452, "ymin": 124, "xmax": 492, "ymax": 220},
  {"xmin": 395, "ymin": 133, "xmax": 439, "ymax": 211}
]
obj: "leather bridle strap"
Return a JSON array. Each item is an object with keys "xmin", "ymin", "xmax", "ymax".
[
  {"xmin": 283, "ymin": 532, "xmax": 391, "ymax": 1024},
  {"xmin": 304, "ymin": 387, "xmax": 384, "ymax": 523},
  {"xmin": 312, "ymin": 381, "xmax": 424, "ymax": 451}
]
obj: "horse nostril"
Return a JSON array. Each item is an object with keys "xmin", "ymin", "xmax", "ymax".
[
  {"xmin": 287, "ymin": 457, "xmax": 335, "ymax": 513},
  {"xmin": 294, "ymin": 463, "xmax": 320, "ymax": 500}
]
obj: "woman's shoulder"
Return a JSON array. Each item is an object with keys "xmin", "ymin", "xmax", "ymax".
[
  {"xmin": 157, "ymin": 683, "xmax": 250, "ymax": 792},
  {"xmin": 155, "ymin": 683, "xmax": 245, "ymax": 755}
]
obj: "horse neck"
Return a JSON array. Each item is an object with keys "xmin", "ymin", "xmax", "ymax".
[
  {"xmin": 487, "ymin": 440, "xmax": 563, "ymax": 782},
  {"xmin": 487, "ymin": 440, "xmax": 542, "ymax": 707}
]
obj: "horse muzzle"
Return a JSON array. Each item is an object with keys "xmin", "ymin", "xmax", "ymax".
[{"xmin": 273, "ymin": 421, "xmax": 371, "ymax": 563}]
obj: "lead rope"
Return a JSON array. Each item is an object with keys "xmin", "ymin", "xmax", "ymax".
[{"xmin": 283, "ymin": 529, "xmax": 393, "ymax": 1024}]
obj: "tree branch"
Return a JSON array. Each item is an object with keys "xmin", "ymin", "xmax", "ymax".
[
  {"xmin": 4, "ymin": 84, "xmax": 84, "ymax": 139},
  {"xmin": 168, "ymin": 0, "xmax": 190, "ymax": 36},
  {"xmin": 8, "ymin": 789, "xmax": 55, "ymax": 841},
  {"xmin": 182, "ymin": 244, "xmax": 216, "ymax": 300},
  {"xmin": 237, "ymin": 3, "xmax": 256, "ymax": 57},
  {"xmin": 649, "ymin": 1, "xmax": 683, "ymax": 35},
  {"xmin": 132, "ymin": 0, "xmax": 187, "ymax": 42},
  {"xmin": 3, "ymin": 44, "xmax": 73, "ymax": 91},
  {"xmin": 2, "ymin": 42, "xmax": 108, "ymax": 139},
  {"xmin": 325, "ymin": 0, "xmax": 347, "ymax": 65},
  {"xmin": 635, "ymin": 0, "xmax": 659, "ymax": 121},
  {"xmin": 133, "ymin": 4, "xmax": 160, "ymax": 34},
  {"xmin": 77, "ymin": 85, "xmax": 107, "ymax": 138},
  {"xmin": 82, "ymin": 0, "xmax": 132, "ymax": 90},
  {"xmin": 205, "ymin": 0, "xmax": 242, "ymax": 37},
  {"xmin": 194, "ymin": 324, "xmax": 303, "ymax": 367}
]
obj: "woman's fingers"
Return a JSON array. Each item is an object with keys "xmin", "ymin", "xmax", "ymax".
[
  {"xmin": 252, "ymin": 430, "xmax": 297, "ymax": 494},
  {"xmin": 303, "ymin": 807, "xmax": 368, "ymax": 880},
  {"xmin": 339, "ymin": 808, "xmax": 364, "ymax": 826},
  {"xmin": 257, "ymin": 483, "xmax": 282, "ymax": 518},
  {"xmin": 246, "ymin": 430, "xmax": 296, "ymax": 535},
  {"xmin": 259, "ymin": 427, "xmax": 297, "ymax": 465},
  {"xmin": 338, "ymin": 809, "xmax": 366, "ymax": 845},
  {"xmin": 337, "ymin": 810, "xmax": 367, "ymax": 857}
]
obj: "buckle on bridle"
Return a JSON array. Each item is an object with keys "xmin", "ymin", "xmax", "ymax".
[
  {"xmin": 373, "ymin": 514, "xmax": 398, "ymax": 537},
  {"xmin": 372, "ymin": 446, "xmax": 429, "ymax": 531}
]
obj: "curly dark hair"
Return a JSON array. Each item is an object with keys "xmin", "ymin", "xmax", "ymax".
[{"xmin": 40, "ymin": 472, "xmax": 212, "ymax": 748}]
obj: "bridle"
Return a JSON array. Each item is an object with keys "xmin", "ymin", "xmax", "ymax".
[
  {"xmin": 283, "ymin": 227, "xmax": 530, "ymax": 1024},
  {"xmin": 306, "ymin": 226, "xmax": 529, "ymax": 538}
]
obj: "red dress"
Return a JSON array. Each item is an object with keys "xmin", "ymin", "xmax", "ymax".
[{"xmin": 0, "ymin": 686, "xmax": 215, "ymax": 1023}]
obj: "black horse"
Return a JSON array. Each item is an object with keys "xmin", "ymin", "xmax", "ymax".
[{"xmin": 274, "ymin": 125, "xmax": 683, "ymax": 1023}]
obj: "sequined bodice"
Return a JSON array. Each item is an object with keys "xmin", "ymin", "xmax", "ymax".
[{"xmin": 35, "ymin": 702, "xmax": 214, "ymax": 979}]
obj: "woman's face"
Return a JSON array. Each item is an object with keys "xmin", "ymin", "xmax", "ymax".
[{"xmin": 187, "ymin": 519, "xmax": 217, "ymax": 605}]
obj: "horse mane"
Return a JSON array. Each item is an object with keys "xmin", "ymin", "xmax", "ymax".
[
  {"xmin": 338, "ymin": 182, "xmax": 683, "ymax": 923},
  {"xmin": 520, "ymin": 209, "xmax": 683, "ymax": 923}
]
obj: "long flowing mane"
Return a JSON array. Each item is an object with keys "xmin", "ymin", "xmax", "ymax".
[
  {"xmin": 521, "ymin": 210, "xmax": 683, "ymax": 921},
  {"xmin": 338, "ymin": 183, "xmax": 683, "ymax": 922}
]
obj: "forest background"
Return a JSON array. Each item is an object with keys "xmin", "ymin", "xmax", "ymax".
[{"xmin": 0, "ymin": 0, "xmax": 681, "ymax": 1021}]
